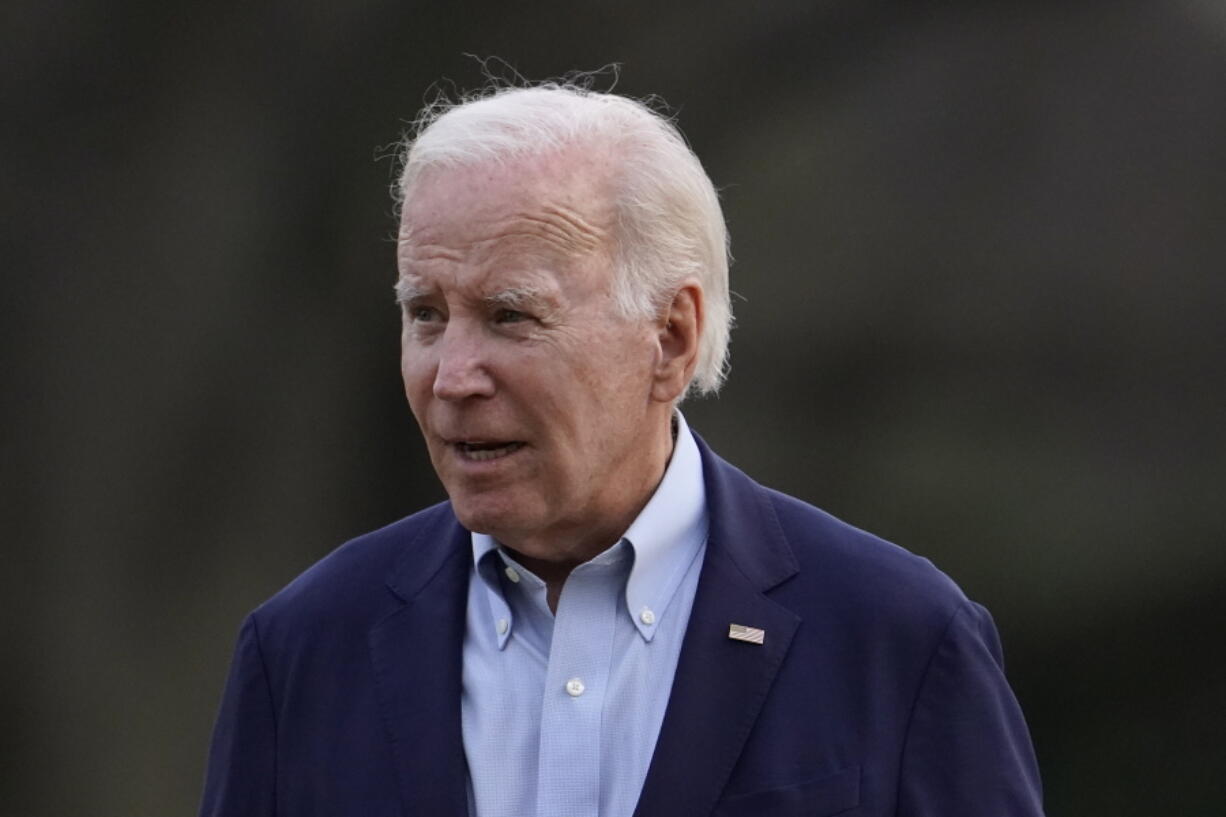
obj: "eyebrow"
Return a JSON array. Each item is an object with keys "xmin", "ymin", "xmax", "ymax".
[
  {"xmin": 393, "ymin": 278, "xmax": 557, "ymax": 313},
  {"xmin": 393, "ymin": 277, "xmax": 428, "ymax": 304},
  {"xmin": 482, "ymin": 285, "xmax": 552, "ymax": 312}
]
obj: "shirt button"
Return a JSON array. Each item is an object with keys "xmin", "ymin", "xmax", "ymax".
[
  {"xmin": 565, "ymin": 677, "xmax": 585, "ymax": 697},
  {"xmin": 496, "ymin": 618, "xmax": 509, "ymax": 634},
  {"xmin": 504, "ymin": 566, "xmax": 520, "ymax": 583},
  {"xmin": 640, "ymin": 608, "xmax": 656, "ymax": 626}
]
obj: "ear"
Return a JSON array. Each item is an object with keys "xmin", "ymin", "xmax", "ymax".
[{"xmin": 651, "ymin": 280, "xmax": 704, "ymax": 403}]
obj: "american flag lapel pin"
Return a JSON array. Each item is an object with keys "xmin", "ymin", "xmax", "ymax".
[{"xmin": 728, "ymin": 623, "xmax": 765, "ymax": 645}]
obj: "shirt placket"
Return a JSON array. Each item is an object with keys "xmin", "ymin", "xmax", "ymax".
[{"xmin": 535, "ymin": 560, "xmax": 621, "ymax": 817}]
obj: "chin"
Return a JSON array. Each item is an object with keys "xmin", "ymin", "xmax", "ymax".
[{"xmin": 449, "ymin": 492, "xmax": 535, "ymax": 539}]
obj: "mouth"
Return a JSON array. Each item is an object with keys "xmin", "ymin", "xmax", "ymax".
[{"xmin": 452, "ymin": 440, "xmax": 526, "ymax": 462}]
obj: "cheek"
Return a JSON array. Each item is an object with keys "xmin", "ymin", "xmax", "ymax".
[
  {"xmin": 400, "ymin": 357, "xmax": 435, "ymax": 416},
  {"xmin": 579, "ymin": 337, "xmax": 655, "ymax": 396}
]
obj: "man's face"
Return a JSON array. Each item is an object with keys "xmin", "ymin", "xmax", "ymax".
[{"xmin": 397, "ymin": 153, "xmax": 665, "ymax": 561}]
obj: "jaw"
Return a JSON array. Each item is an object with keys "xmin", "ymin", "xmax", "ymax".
[{"xmin": 446, "ymin": 482, "xmax": 547, "ymax": 544}]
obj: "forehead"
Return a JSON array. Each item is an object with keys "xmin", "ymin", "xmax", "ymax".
[{"xmin": 397, "ymin": 152, "xmax": 618, "ymax": 270}]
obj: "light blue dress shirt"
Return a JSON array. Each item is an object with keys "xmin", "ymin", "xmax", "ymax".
[{"xmin": 461, "ymin": 413, "xmax": 709, "ymax": 817}]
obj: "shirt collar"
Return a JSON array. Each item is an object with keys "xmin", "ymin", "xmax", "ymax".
[
  {"xmin": 470, "ymin": 410, "xmax": 708, "ymax": 646},
  {"xmin": 620, "ymin": 410, "xmax": 707, "ymax": 640}
]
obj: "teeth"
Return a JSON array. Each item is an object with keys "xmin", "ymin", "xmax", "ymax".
[{"xmin": 457, "ymin": 442, "xmax": 523, "ymax": 462}]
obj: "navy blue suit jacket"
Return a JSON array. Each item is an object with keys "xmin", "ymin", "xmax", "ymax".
[{"xmin": 201, "ymin": 436, "xmax": 1043, "ymax": 816}]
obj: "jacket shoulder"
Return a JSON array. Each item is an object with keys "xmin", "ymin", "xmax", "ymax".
[
  {"xmin": 251, "ymin": 501, "xmax": 458, "ymax": 633},
  {"xmin": 761, "ymin": 485, "xmax": 970, "ymax": 630}
]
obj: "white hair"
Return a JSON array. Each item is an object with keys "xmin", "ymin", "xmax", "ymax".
[{"xmin": 394, "ymin": 81, "xmax": 732, "ymax": 397}]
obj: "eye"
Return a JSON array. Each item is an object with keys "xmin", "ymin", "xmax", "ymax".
[
  {"xmin": 494, "ymin": 308, "xmax": 528, "ymax": 324},
  {"xmin": 406, "ymin": 304, "xmax": 442, "ymax": 323}
]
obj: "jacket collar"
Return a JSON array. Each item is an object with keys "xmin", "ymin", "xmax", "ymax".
[{"xmin": 691, "ymin": 431, "xmax": 799, "ymax": 591}]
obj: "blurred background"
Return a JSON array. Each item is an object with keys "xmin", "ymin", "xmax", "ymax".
[{"xmin": 4, "ymin": 0, "xmax": 1225, "ymax": 813}]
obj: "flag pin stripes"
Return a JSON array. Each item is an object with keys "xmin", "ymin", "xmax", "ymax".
[{"xmin": 728, "ymin": 623, "xmax": 765, "ymax": 645}]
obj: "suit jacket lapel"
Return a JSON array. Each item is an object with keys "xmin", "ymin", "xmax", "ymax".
[
  {"xmin": 634, "ymin": 437, "xmax": 801, "ymax": 817},
  {"xmin": 369, "ymin": 508, "xmax": 471, "ymax": 817}
]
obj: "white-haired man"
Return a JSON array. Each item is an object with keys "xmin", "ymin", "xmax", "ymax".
[{"xmin": 201, "ymin": 83, "xmax": 1044, "ymax": 817}]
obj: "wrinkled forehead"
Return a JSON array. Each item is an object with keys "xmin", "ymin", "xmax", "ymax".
[{"xmin": 398, "ymin": 151, "xmax": 620, "ymax": 252}]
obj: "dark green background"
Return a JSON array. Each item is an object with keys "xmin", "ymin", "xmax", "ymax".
[{"xmin": 5, "ymin": 1, "xmax": 1224, "ymax": 813}]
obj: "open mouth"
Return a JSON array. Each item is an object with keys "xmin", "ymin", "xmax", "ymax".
[{"xmin": 454, "ymin": 441, "xmax": 525, "ymax": 462}]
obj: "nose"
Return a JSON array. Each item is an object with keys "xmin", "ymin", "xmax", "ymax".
[{"xmin": 431, "ymin": 323, "xmax": 496, "ymax": 401}]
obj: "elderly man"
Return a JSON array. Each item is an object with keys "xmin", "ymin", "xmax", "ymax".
[{"xmin": 201, "ymin": 83, "xmax": 1043, "ymax": 817}]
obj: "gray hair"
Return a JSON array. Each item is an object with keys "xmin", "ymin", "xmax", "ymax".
[{"xmin": 394, "ymin": 81, "xmax": 732, "ymax": 397}]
